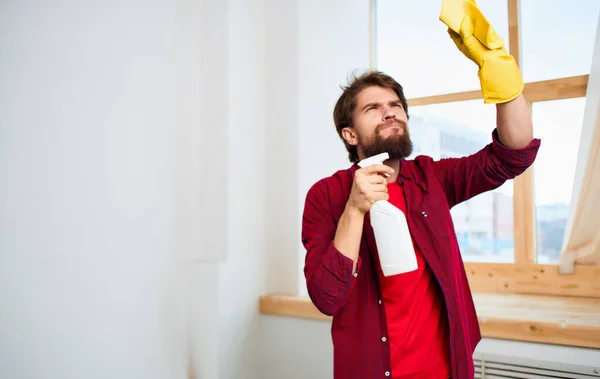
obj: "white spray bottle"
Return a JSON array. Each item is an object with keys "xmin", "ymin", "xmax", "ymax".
[{"xmin": 358, "ymin": 152, "xmax": 418, "ymax": 276}]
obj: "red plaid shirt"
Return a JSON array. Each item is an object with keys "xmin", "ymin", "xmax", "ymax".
[{"xmin": 302, "ymin": 129, "xmax": 540, "ymax": 379}]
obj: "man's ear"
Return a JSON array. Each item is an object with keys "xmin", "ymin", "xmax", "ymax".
[{"xmin": 341, "ymin": 127, "xmax": 359, "ymax": 146}]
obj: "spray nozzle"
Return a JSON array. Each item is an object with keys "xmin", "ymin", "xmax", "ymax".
[{"xmin": 357, "ymin": 152, "xmax": 390, "ymax": 177}]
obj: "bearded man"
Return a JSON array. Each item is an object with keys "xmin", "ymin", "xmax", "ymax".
[{"xmin": 300, "ymin": 2, "xmax": 541, "ymax": 379}]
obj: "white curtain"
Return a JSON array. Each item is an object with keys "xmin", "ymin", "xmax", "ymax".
[{"xmin": 559, "ymin": 11, "xmax": 600, "ymax": 273}]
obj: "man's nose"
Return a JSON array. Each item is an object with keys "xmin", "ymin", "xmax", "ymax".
[{"xmin": 382, "ymin": 105, "xmax": 396, "ymax": 120}]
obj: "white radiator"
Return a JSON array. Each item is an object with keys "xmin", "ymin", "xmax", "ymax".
[{"xmin": 473, "ymin": 354, "xmax": 600, "ymax": 379}]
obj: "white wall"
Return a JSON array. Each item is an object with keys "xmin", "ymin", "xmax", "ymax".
[
  {"xmin": 261, "ymin": 315, "xmax": 333, "ymax": 379},
  {"xmin": 218, "ymin": 0, "xmax": 266, "ymax": 378},
  {"xmin": 262, "ymin": 0, "xmax": 371, "ymax": 297},
  {"xmin": 296, "ymin": 0, "xmax": 371, "ymax": 295},
  {"xmin": 0, "ymin": 1, "xmax": 184, "ymax": 378},
  {"xmin": 263, "ymin": 0, "xmax": 301, "ymax": 297},
  {"xmin": 0, "ymin": 0, "xmax": 266, "ymax": 378},
  {"xmin": 297, "ymin": 0, "xmax": 371, "ymax": 201}
]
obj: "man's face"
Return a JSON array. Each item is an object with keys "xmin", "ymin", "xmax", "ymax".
[{"xmin": 343, "ymin": 86, "xmax": 412, "ymax": 161}]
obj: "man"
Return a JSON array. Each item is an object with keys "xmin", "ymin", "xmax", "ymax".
[{"xmin": 301, "ymin": 2, "xmax": 541, "ymax": 379}]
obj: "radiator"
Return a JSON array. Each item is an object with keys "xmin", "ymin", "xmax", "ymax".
[{"xmin": 473, "ymin": 354, "xmax": 600, "ymax": 379}]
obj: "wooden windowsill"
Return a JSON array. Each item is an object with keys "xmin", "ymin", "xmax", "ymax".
[{"xmin": 259, "ymin": 293, "xmax": 600, "ymax": 349}]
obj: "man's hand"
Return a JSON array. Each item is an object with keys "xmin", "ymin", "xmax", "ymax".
[
  {"xmin": 347, "ymin": 164, "xmax": 394, "ymax": 215},
  {"xmin": 440, "ymin": 0, "xmax": 524, "ymax": 104},
  {"xmin": 332, "ymin": 164, "xmax": 394, "ymax": 272}
]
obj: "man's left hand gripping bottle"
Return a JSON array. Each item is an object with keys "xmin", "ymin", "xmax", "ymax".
[{"xmin": 439, "ymin": 0, "xmax": 524, "ymax": 104}]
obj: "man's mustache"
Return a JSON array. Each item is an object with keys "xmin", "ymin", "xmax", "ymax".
[{"xmin": 376, "ymin": 120, "xmax": 407, "ymax": 133}]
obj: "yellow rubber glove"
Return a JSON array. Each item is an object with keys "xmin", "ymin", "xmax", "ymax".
[{"xmin": 439, "ymin": 0, "xmax": 524, "ymax": 104}]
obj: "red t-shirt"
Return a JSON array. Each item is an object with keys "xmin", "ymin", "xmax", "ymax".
[{"xmin": 376, "ymin": 181, "xmax": 451, "ymax": 379}]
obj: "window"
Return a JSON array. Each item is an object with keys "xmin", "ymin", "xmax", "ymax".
[
  {"xmin": 374, "ymin": 0, "xmax": 598, "ymax": 298},
  {"xmin": 410, "ymin": 101, "xmax": 514, "ymax": 263},
  {"xmin": 532, "ymin": 98, "xmax": 586, "ymax": 263},
  {"xmin": 376, "ymin": 0, "xmax": 509, "ymax": 98},
  {"xmin": 521, "ymin": 0, "xmax": 600, "ymax": 82}
]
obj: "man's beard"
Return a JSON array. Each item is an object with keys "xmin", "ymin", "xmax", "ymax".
[{"xmin": 359, "ymin": 121, "xmax": 413, "ymax": 160}]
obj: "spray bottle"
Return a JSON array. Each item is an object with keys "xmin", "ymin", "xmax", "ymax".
[{"xmin": 358, "ymin": 152, "xmax": 418, "ymax": 276}]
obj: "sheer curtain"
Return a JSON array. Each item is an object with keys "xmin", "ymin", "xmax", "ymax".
[{"xmin": 559, "ymin": 11, "xmax": 600, "ymax": 273}]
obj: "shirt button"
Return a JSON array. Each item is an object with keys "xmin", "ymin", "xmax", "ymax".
[
  {"xmin": 385, "ymin": 371, "xmax": 390, "ymax": 377},
  {"xmin": 422, "ymin": 211, "xmax": 428, "ymax": 217},
  {"xmin": 353, "ymin": 272, "xmax": 358, "ymax": 277},
  {"xmin": 378, "ymin": 300, "xmax": 382, "ymax": 305},
  {"xmin": 381, "ymin": 337, "xmax": 387, "ymax": 342}
]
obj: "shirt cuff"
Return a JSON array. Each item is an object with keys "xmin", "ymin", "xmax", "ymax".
[
  {"xmin": 491, "ymin": 128, "xmax": 541, "ymax": 167},
  {"xmin": 322, "ymin": 242, "xmax": 362, "ymax": 280}
]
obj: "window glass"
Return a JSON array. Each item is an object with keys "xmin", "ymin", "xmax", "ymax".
[
  {"xmin": 532, "ymin": 98, "xmax": 586, "ymax": 263},
  {"xmin": 376, "ymin": 0, "xmax": 509, "ymax": 98},
  {"xmin": 521, "ymin": 0, "xmax": 600, "ymax": 82},
  {"xmin": 409, "ymin": 100, "xmax": 514, "ymax": 263}
]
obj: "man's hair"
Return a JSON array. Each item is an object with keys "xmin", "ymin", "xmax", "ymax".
[{"xmin": 333, "ymin": 70, "xmax": 409, "ymax": 163}]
